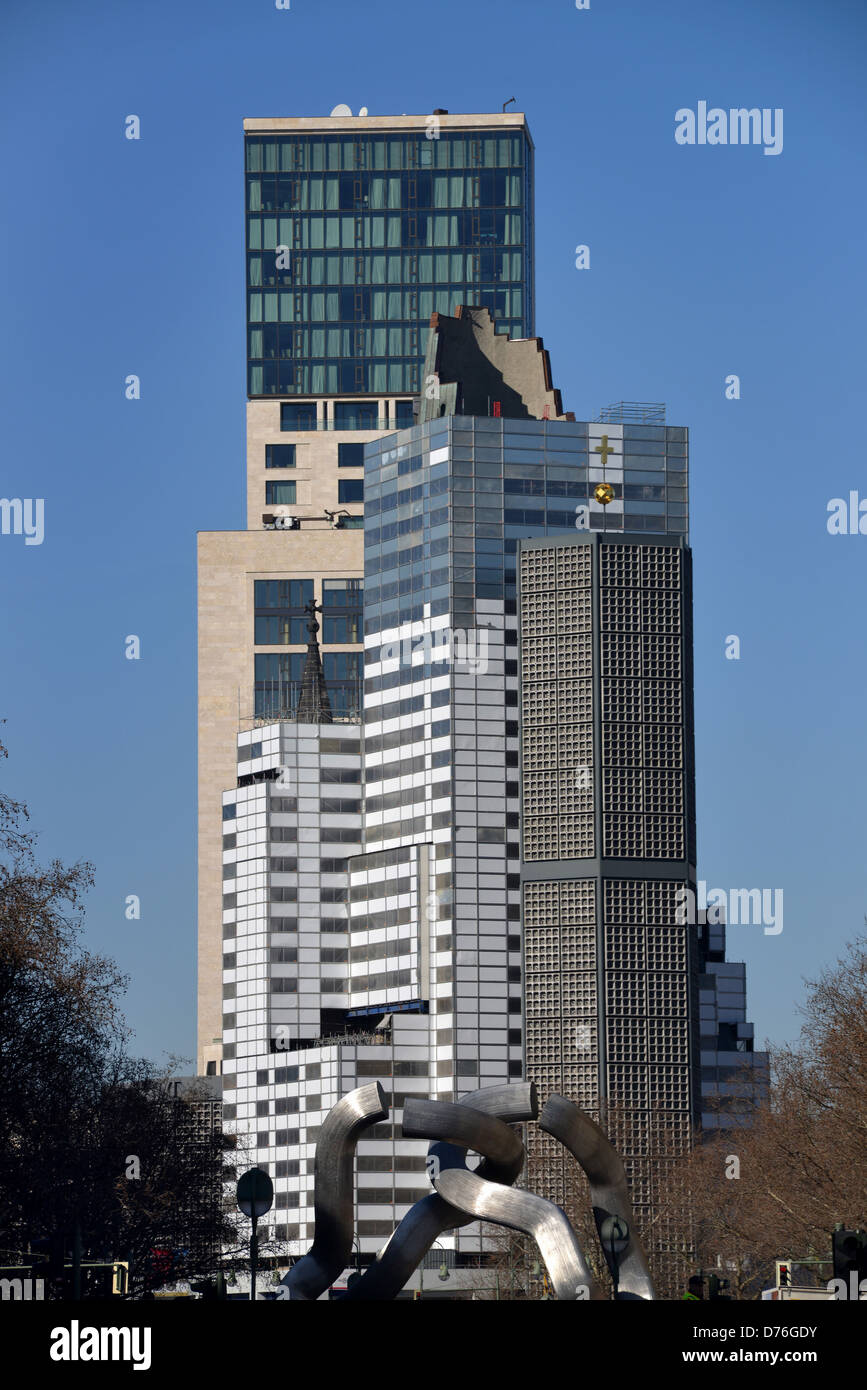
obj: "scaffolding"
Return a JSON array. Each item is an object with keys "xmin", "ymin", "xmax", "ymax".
[{"xmin": 596, "ymin": 401, "xmax": 666, "ymax": 424}]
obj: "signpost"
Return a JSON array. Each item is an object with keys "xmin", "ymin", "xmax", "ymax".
[{"xmin": 236, "ymin": 1167, "xmax": 273, "ymax": 1302}]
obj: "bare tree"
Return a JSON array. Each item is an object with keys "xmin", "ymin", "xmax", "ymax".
[
  {"xmin": 0, "ymin": 732, "xmax": 234, "ymax": 1296},
  {"xmin": 662, "ymin": 934, "xmax": 867, "ymax": 1297}
]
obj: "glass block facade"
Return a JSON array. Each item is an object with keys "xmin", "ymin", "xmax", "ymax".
[
  {"xmin": 245, "ymin": 127, "xmax": 534, "ymax": 396},
  {"xmin": 516, "ymin": 526, "xmax": 766, "ymax": 1290},
  {"xmin": 517, "ymin": 535, "xmax": 698, "ymax": 1213}
]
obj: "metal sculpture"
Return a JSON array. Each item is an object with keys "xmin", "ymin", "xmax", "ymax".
[
  {"xmin": 277, "ymin": 1079, "xmax": 657, "ymax": 1300},
  {"xmin": 540, "ymin": 1095, "xmax": 656, "ymax": 1301},
  {"xmin": 403, "ymin": 1097, "xmax": 601, "ymax": 1301},
  {"xmin": 343, "ymin": 1082, "xmax": 536, "ymax": 1302},
  {"xmin": 279, "ymin": 1080, "xmax": 387, "ymax": 1300}
]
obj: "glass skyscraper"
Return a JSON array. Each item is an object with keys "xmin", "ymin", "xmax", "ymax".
[
  {"xmin": 244, "ymin": 121, "xmax": 534, "ymax": 396},
  {"xmin": 363, "ymin": 416, "xmax": 689, "ymax": 640}
]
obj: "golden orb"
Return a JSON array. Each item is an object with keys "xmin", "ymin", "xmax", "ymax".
[{"xmin": 594, "ymin": 482, "xmax": 615, "ymax": 505}]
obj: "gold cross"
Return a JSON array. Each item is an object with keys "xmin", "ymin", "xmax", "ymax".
[{"xmin": 593, "ymin": 434, "xmax": 616, "ymax": 466}]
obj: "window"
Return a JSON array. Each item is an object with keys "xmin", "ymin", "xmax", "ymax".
[
  {"xmin": 281, "ymin": 403, "xmax": 317, "ymax": 431},
  {"xmin": 322, "ymin": 578, "xmax": 363, "ymax": 643},
  {"xmin": 334, "ymin": 401, "xmax": 379, "ymax": 430},
  {"xmin": 256, "ymin": 649, "xmax": 362, "ymax": 720},
  {"xmin": 266, "ymin": 444, "xmax": 296, "ymax": 468},
  {"xmin": 255, "ymin": 579, "xmax": 313, "ymax": 609},
  {"xmin": 266, "ymin": 480, "xmax": 297, "ymax": 505},
  {"xmin": 394, "ymin": 400, "xmax": 414, "ymax": 428},
  {"xmin": 338, "ymin": 479, "xmax": 364, "ymax": 504},
  {"xmin": 323, "ymin": 613, "xmax": 362, "ymax": 643},
  {"xmin": 322, "ymin": 577, "xmax": 362, "ymax": 608},
  {"xmin": 338, "ymin": 442, "xmax": 364, "ymax": 467},
  {"xmin": 255, "ymin": 616, "xmax": 308, "ymax": 644}
]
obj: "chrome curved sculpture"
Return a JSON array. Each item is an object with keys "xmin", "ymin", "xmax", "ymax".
[
  {"xmin": 343, "ymin": 1082, "xmax": 536, "ymax": 1301},
  {"xmin": 403, "ymin": 1096, "xmax": 602, "ymax": 1301},
  {"xmin": 279, "ymin": 1081, "xmax": 388, "ymax": 1300},
  {"xmin": 277, "ymin": 1077, "xmax": 657, "ymax": 1300},
  {"xmin": 402, "ymin": 1097, "xmax": 524, "ymax": 1176},
  {"xmin": 540, "ymin": 1094, "xmax": 657, "ymax": 1301}
]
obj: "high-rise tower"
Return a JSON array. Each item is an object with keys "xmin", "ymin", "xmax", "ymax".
[
  {"xmin": 201, "ymin": 112, "xmax": 766, "ymax": 1294},
  {"xmin": 198, "ymin": 111, "xmax": 534, "ymax": 1077}
]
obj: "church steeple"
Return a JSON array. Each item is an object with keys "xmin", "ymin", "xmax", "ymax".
[{"xmin": 295, "ymin": 599, "xmax": 332, "ymax": 724}]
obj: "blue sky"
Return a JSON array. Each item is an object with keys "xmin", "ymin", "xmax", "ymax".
[{"xmin": 0, "ymin": 0, "xmax": 864, "ymax": 1066}]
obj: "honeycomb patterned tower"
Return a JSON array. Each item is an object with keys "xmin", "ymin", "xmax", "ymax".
[{"xmin": 519, "ymin": 534, "xmax": 697, "ymax": 1292}]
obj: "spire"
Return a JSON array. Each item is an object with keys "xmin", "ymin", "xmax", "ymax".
[{"xmin": 296, "ymin": 599, "xmax": 333, "ymax": 724}]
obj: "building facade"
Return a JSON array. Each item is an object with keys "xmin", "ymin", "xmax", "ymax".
[
  {"xmin": 201, "ymin": 110, "xmax": 767, "ymax": 1292},
  {"xmin": 198, "ymin": 110, "xmax": 534, "ymax": 1078}
]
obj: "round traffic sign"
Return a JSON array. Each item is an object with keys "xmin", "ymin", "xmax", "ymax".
[{"xmin": 237, "ymin": 1167, "xmax": 274, "ymax": 1219}]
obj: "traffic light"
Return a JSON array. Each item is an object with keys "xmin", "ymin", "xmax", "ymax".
[
  {"xmin": 708, "ymin": 1274, "xmax": 730, "ymax": 1300},
  {"xmin": 776, "ymin": 1261, "xmax": 791, "ymax": 1288},
  {"xmin": 832, "ymin": 1229, "xmax": 867, "ymax": 1285}
]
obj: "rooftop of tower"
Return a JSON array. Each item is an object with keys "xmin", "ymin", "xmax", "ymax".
[
  {"xmin": 243, "ymin": 111, "xmax": 532, "ymax": 140},
  {"xmin": 418, "ymin": 305, "xmax": 573, "ymax": 424}
]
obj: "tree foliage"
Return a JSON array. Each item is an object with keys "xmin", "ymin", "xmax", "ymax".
[{"xmin": 0, "ymin": 733, "xmax": 233, "ymax": 1296}]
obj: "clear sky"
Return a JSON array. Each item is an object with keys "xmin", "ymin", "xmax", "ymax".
[{"xmin": 0, "ymin": 0, "xmax": 864, "ymax": 1067}]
